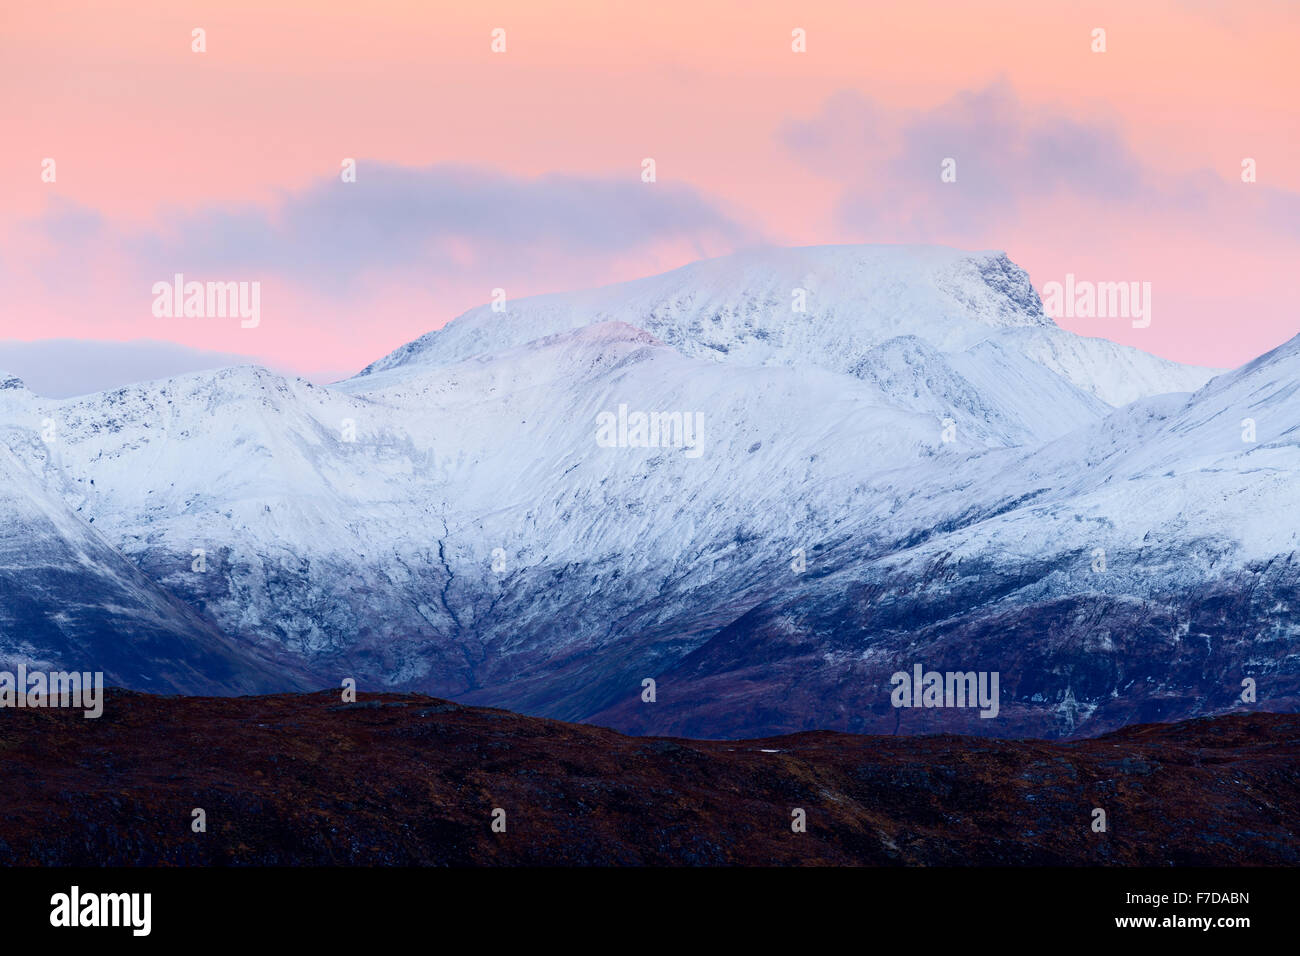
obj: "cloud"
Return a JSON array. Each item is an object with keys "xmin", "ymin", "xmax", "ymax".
[
  {"xmin": 106, "ymin": 164, "xmax": 754, "ymax": 291},
  {"xmin": 779, "ymin": 80, "xmax": 1300, "ymax": 243},
  {"xmin": 34, "ymin": 199, "xmax": 105, "ymax": 244},
  {"xmin": 3, "ymin": 164, "xmax": 758, "ymax": 378}
]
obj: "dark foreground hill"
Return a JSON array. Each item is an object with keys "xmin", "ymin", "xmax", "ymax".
[{"xmin": 1, "ymin": 690, "xmax": 1296, "ymax": 866}]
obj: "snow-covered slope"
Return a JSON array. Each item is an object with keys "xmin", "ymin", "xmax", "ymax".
[
  {"xmin": 5, "ymin": 325, "xmax": 973, "ymax": 694},
  {"xmin": 595, "ymin": 335, "xmax": 1300, "ymax": 737},
  {"xmin": 0, "ymin": 246, "xmax": 1288, "ymax": 740},
  {"xmin": 361, "ymin": 246, "xmax": 1054, "ymax": 373},
  {"xmin": 1002, "ymin": 325, "xmax": 1221, "ymax": 406},
  {"xmin": 0, "ymin": 379, "xmax": 296, "ymax": 692},
  {"xmin": 359, "ymin": 244, "xmax": 1218, "ymax": 414}
]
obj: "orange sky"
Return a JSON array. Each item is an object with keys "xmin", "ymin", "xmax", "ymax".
[{"xmin": 2, "ymin": 0, "xmax": 1297, "ymax": 379}]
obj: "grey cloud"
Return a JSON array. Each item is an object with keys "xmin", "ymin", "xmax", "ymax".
[
  {"xmin": 124, "ymin": 164, "xmax": 753, "ymax": 288},
  {"xmin": 779, "ymin": 80, "xmax": 1295, "ymax": 241}
]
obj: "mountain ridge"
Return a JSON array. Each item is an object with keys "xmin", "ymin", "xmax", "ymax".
[
  {"xmin": 355, "ymin": 244, "xmax": 1219, "ymax": 411},
  {"xmin": 0, "ymin": 245, "xmax": 1292, "ymax": 739}
]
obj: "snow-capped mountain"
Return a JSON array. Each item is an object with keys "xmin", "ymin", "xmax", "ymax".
[
  {"xmin": 0, "ymin": 377, "xmax": 296, "ymax": 692},
  {"xmin": 0, "ymin": 245, "xmax": 1291, "ymax": 739},
  {"xmin": 596, "ymin": 332, "xmax": 1300, "ymax": 737},
  {"xmin": 360, "ymin": 245, "xmax": 1216, "ymax": 412}
]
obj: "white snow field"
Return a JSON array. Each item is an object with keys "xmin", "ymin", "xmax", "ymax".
[{"xmin": 4, "ymin": 245, "xmax": 1293, "ymax": 738}]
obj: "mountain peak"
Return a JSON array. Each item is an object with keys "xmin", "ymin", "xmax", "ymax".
[
  {"xmin": 348, "ymin": 244, "xmax": 1217, "ymax": 413},
  {"xmin": 355, "ymin": 244, "xmax": 1054, "ymax": 379}
]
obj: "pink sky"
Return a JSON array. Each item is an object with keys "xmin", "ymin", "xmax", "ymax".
[{"xmin": 2, "ymin": 0, "xmax": 1297, "ymax": 382}]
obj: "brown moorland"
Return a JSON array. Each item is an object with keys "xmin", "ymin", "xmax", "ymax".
[{"xmin": 0, "ymin": 690, "xmax": 1296, "ymax": 866}]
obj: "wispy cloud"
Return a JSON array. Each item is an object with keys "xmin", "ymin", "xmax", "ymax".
[
  {"xmin": 780, "ymin": 81, "xmax": 1300, "ymax": 243},
  {"xmin": 39, "ymin": 164, "xmax": 754, "ymax": 293}
]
